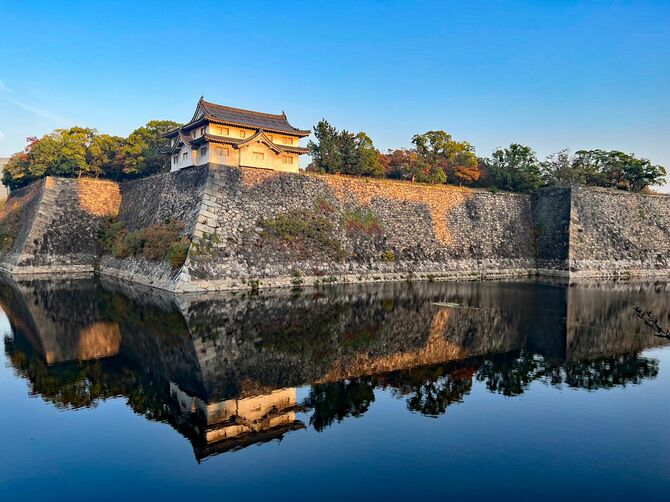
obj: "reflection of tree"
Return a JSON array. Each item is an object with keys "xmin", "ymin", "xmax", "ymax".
[
  {"xmin": 302, "ymin": 378, "xmax": 375, "ymax": 432},
  {"xmin": 476, "ymin": 350, "xmax": 659, "ymax": 395},
  {"xmin": 476, "ymin": 351, "xmax": 546, "ymax": 396},
  {"xmin": 4, "ymin": 335, "xmax": 172, "ymax": 420},
  {"xmin": 383, "ymin": 364, "xmax": 474, "ymax": 417},
  {"xmin": 563, "ymin": 355, "xmax": 659, "ymax": 390},
  {"xmin": 634, "ymin": 306, "xmax": 670, "ymax": 340}
]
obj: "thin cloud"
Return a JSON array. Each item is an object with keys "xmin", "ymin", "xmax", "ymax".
[
  {"xmin": 0, "ymin": 93, "xmax": 69, "ymax": 125},
  {"xmin": 0, "ymin": 130, "xmax": 5, "ymax": 142}
]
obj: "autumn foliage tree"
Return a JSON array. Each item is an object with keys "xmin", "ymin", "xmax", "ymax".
[{"xmin": 2, "ymin": 120, "xmax": 180, "ymax": 190}]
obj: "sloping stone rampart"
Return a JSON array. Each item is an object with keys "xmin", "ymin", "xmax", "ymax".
[
  {"xmin": 0, "ymin": 177, "xmax": 120, "ymax": 274},
  {"xmin": 0, "ymin": 164, "xmax": 668, "ymax": 291}
]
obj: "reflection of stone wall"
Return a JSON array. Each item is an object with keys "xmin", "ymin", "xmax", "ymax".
[
  {"xmin": 0, "ymin": 276, "xmax": 114, "ymax": 362},
  {"xmin": 565, "ymin": 281, "xmax": 670, "ymax": 361},
  {"xmin": 181, "ymin": 282, "xmax": 542, "ymax": 401}
]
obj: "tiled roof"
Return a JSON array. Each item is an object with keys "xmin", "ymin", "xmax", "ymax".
[{"xmin": 199, "ymin": 98, "xmax": 310, "ymax": 137}]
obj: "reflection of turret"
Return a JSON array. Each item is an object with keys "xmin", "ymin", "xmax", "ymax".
[{"xmin": 169, "ymin": 383, "xmax": 304, "ymax": 461}]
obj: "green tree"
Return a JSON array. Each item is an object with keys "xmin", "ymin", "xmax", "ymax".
[
  {"xmin": 541, "ymin": 149, "xmax": 584, "ymax": 186},
  {"xmin": 307, "ymin": 119, "xmax": 343, "ymax": 174},
  {"xmin": 308, "ymin": 120, "xmax": 383, "ymax": 177},
  {"xmin": 573, "ymin": 149, "xmax": 666, "ymax": 192},
  {"xmin": 483, "ymin": 144, "xmax": 542, "ymax": 192},
  {"xmin": 351, "ymin": 132, "xmax": 384, "ymax": 177},
  {"xmin": 119, "ymin": 120, "xmax": 181, "ymax": 177},
  {"xmin": 89, "ymin": 134, "xmax": 125, "ymax": 179}
]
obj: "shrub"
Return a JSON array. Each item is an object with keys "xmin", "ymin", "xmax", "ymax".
[
  {"xmin": 259, "ymin": 205, "xmax": 344, "ymax": 259},
  {"xmin": 383, "ymin": 250, "xmax": 396, "ymax": 262},
  {"xmin": 166, "ymin": 237, "xmax": 190, "ymax": 268},
  {"xmin": 141, "ymin": 220, "xmax": 183, "ymax": 261},
  {"xmin": 342, "ymin": 209, "xmax": 383, "ymax": 235},
  {"xmin": 98, "ymin": 217, "xmax": 190, "ymax": 268}
]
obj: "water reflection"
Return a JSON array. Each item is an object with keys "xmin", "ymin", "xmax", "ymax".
[{"xmin": 2, "ymin": 275, "xmax": 667, "ymax": 461}]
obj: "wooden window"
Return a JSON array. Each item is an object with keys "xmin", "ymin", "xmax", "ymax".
[
  {"xmin": 240, "ymin": 129, "xmax": 246, "ymax": 138},
  {"xmin": 223, "ymin": 147, "xmax": 230, "ymax": 156},
  {"xmin": 285, "ymin": 137, "xmax": 294, "ymax": 145},
  {"xmin": 200, "ymin": 127, "xmax": 206, "ymax": 136},
  {"xmin": 282, "ymin": 155, "xmax": 293, "ymax": 164},
  {"xmin": 213, "ymin": 126, "xmax": 221, "ymax": 134},
  {"xmin": 216, "ymin": 146, "xmax": 222, "ymax": 155},
  {"xmin": 253, "ymin": 152, "xmax": 264, "ymax": 161},
  {"xmin": 200, "ymin": 146, "xmax": 207, "ymax": 156},
  {"xmin": 222, "ymin": 127, "xmax": 229, "ymax": 135},
  {"xmin": 182, "ymin": 152, "xmax": 187, "ymax": 160},
  {"xmin": 173, "ymin": 155, "xmax": 178, "ymax": 164}
]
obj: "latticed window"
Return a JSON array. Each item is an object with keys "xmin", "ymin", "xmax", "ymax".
[{"xmin": 253, "ymin": 152, "xmax": 264, "ymax": 161}]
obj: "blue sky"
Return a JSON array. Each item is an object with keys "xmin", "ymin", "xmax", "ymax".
[{"xmin": 0, "ymin": 0, "xmax": 668, "ymax": 191}]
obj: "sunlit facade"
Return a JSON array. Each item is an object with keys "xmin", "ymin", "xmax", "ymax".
[{"xmin": 164, "ymin": 98, "xmax": 310, "ymax": 173}]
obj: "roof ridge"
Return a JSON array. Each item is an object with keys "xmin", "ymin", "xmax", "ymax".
[{"xmin": 202, "ymin": 99, "xmax": 286, "ymax": 120}]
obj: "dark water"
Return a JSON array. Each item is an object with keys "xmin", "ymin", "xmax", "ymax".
[{"xmin": 0, "ymin": 276, "xmax": 668, "ymax": 501}]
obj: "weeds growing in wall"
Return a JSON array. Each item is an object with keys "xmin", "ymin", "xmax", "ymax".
[
  {"xmin": 98, "ymin": 217, "xmax": 190, "ymax": 268},
  {"xmin": 258, "ymin": 203, "xmax": 345, "ymax": 260},
  {"xmin": 342, "ymin": 209, "xmax": 383, "ymax": 236}
]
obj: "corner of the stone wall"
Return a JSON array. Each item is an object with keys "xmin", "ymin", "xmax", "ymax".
[{"xmin": 566, "ymin": 185, "xmax": 576, "ymax": 278}]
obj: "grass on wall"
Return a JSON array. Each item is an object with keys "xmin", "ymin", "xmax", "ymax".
[
  {"xmin": 98, "ymin": 217, "xmax": 191, "ymax": 268},
  {"xmin": 258, "ymin": 203, "xmax": 345, "ymax": 260},
  {"xmin": 342, "ymin": 209, "xmax": 383, "ymax": 236}
]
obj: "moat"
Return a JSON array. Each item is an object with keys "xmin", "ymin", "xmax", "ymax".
[{"xmin": 0, "ymin": 276, "xmax": 668, "ymax": 500}]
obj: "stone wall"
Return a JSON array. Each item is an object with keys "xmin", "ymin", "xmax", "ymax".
[
  {"xmin": 0, "ymin": 165, "xmax": 668, "ymax": 291},
  {"xmin": 531, "ymin": 187, "xmax": 572, "ymax": 273},
  {"xmin": 98, "ymin": 166, "xmax": 209, "ymax": 290},
  {"xmin": 181, "ymin": 165, "xmax": 536, "ymax": 291},
  {"xmin": 0, "ymin": 177, "xmax": 120, "ymax": 274},
  {"xmin": 117, "ymin": 165, "xmax": 209, "ymax": 232},
  {"xmin": 569, "ymin": 187, "xmax": 670, "ymax": 277},
  {"xmin": 0, "ymin": 179, "xmax": 45, "ymax": 268}
]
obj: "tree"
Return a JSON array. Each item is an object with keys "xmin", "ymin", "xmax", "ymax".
[
  {"xmin": 378, "ymin": 148, "xmax": 446, "ymax": 184},
  {"xmin": 573, "ymin": 149, "xmax": 666, "ymax": 192},
  {"xmin": 307, "ymin": 119, "xmax": 343, "ymax": 174},
  {"xmin": 352, "ymin": 132, "xmax": 384, "ymax": 177},
  {"xmin": 307, "ymin": 120, "xmax": 384, "ymax": 177},
  {"xmin": 411, "ymin": 130, "xmax": 480, "ymax": 185},
  {"xmin": 541, "ymin": 149, "xmax": 584, "ymax": 186},
  {"xmin": 119, "ymin": 120, "xmax": 181, "ymax": 177},
  {"xmin": 482, "ymin": 144, "xmax": 542, "ymax": 192},
  {"xmin": 89, "ymin": 134, "xmax": 125, "ymax": 179},
  {"xmin": 1, "ymin": 120, "xmax": 181, "ymax": 190}
]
